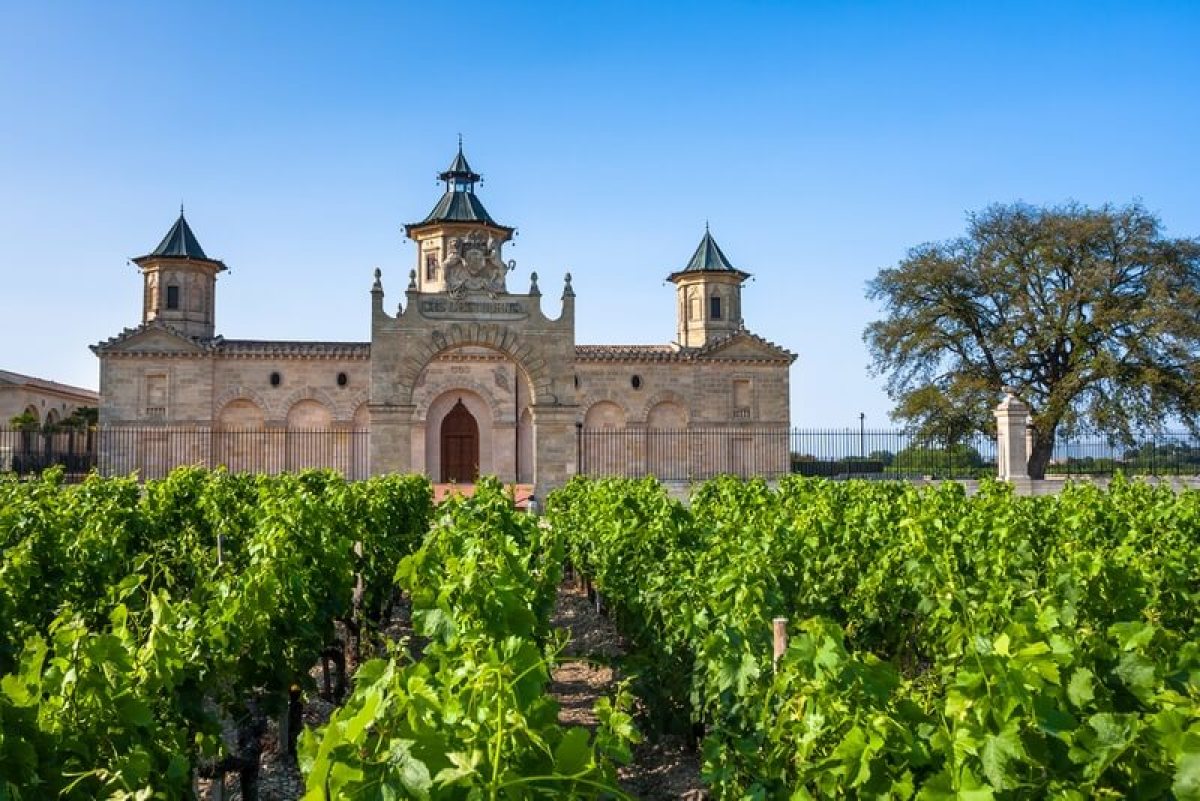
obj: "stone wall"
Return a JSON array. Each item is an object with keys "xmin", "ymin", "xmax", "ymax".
[
  {"xmin": 0, "ymin": 384, "xmax": 96, "ymax": 427},
  {"xmin": 99, "ymin": 355, "xmax": 215, "ymax": 425},
  {"xmin": 575, "ymin": 359, "xmax": 789, "ymax": 426},
  {"xmin": 98, "ymin": 354, "xmax": 370, "ymax": 427}
]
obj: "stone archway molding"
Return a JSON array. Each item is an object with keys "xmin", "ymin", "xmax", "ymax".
[
  {"xmin": 370, "ymin": 281, "xmax": 577, "ymax": 491},
  {"xmin": 413, "ymin": 377, "xmax": 505, "ymax": 424},
  {"xmin": 581, "ymin": 395, "xmax": 630, "ymax": 427},
  {"xmin": 338, "ymin": 389, "xmax": 371, "ymax": 423},
  {"xmin": 214, "ymin": 386, "xmax": 272, "ymax": 421},
  {"xmin": 638, "ymin": 390, "xmax": 691, "ymax": 426},
  {"xmin": 280, "ymin": 386, "xmax": 340, "ymax": 422},
  {"xmin": 394, "ymin": 323, "xmax": 553, "ymax": 405}
]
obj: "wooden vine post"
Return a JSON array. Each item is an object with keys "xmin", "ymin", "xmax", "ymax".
[{"xmin": 772, "ymin": 617, "xmax": 788, "ymax": 671}]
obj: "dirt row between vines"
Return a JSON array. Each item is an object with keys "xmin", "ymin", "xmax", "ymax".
[
  {"xmin": 549, "ymin": 581, "xmax": 706, "ymax": 801},
  {"xmin": 199, "ymin": 584, "xmax": 703, "ymax": 800}
]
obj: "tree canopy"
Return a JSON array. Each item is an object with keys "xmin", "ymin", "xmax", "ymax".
[{"xmin": 864, "ymin": 201, "xmax": 1200, "ymax": 478}]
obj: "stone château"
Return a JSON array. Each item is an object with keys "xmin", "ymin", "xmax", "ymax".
[{"xmin": 93, "ymin": 147, "xmax": 795, "ymax": 494}]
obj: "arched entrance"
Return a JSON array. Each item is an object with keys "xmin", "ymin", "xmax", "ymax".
[{"xmin": 440, "ymin": 398, "xmax": 479, "ymax": 482}]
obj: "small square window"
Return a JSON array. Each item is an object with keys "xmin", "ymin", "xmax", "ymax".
[
  {"xmin": 166, "ymin": 285, "xmax": 180, "ymax": 310},
  {"xmin": 710, "ymin": 296, "xmax": 722, "ymax": 320}
]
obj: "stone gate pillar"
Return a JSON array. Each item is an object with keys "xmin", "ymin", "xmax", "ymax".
[
  {"xmin": 368, "ymin": 403, "xmax": 416, "ymax": 475},
  {"xmin": 530, "ymin": 403, "xmax": 579, "ymax": 499},
  {"xmin": 994, "ymin": 389, "xmax": 1030, "ymax": 482}
]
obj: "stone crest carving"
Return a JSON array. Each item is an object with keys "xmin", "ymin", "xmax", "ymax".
[{"xmin": 443, "ymin": 232, "xmax": 512, "ymax": 298}]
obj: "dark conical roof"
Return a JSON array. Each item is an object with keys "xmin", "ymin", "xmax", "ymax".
[
  {"xmin": 152, "ymin": 210, "xmax": 208, "ymax": 258},
  {"xmin": 407, "ymin": 145, "xmax": 512, "ymax": 233},
  {"xmin": 420, "ymin": 191, "xmax": 502, "ymax": 226},
  {"xmin": 439, "ymin": 144, "xmax": 480, "ymax": 182},
  {"xmin": 669, "ymin": 228, "xmax": 750, "ymax": 281},
  {"xmin": 135, "ymin": 209, "xmax": 225, "ymax": 268}
]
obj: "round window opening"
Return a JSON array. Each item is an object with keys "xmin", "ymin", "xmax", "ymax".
[
  {"xmin": 631, "ymin": 375, "xmax": 642, "ymax": 389},
  {"xmin": 269, "ymin": 372, "xmax": 281, "ymax": 387},
  {"xmin": 337, "ymin": 372, "xmax": 348, "ymax": 387}
]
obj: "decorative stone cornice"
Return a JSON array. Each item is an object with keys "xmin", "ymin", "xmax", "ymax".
[
  {"xmin": 90, "ymin": 321, "xmax": 207, "ymax": 355},
  {"xmin": 91, "ymin": 326, "xmax": 372, "ymax": 360},
  {"xmin": 213, "ymin": 339, "xmax": 370, "ymax": 359},
  {"xmin": 575, "ymin": 329, "xmax": 794, "ymax": 364},
  {"xmin": 574, "ymin": 344, "xmax": 681, "ymax": 362}
]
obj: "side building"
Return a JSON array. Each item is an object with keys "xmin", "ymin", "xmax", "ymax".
[
  {"xmin": 1, "ymin": 369, "xmax": 98, "ymax": 427},
  {"xmin": 93, "ymin": 149, "xmax": 795, "ymax": 493}
]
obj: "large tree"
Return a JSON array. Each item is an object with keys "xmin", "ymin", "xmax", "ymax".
[{"xmin": 865, "ymin": 201, "xmax": 1200, "ymax": 478}]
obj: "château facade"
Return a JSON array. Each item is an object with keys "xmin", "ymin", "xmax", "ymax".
[{"xmin": 93, "ymin": 148, "xmax": 795, "ymax": 494}]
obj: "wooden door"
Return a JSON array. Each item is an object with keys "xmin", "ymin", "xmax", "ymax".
[{"xmin": 440, "ymin": 399, "xmax": 479, "ymax": 483}]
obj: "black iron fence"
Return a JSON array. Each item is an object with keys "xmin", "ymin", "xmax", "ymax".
[
  {"xmin": 578, "ymin": 427, "xmax": 1200, "ymax": 481},
  {"xmin": 0, "ymin": 428, "xmax": 97, "ymax": 477},
  {"xmin": 0, "ymin": 427, "xmax": 369, "ymax": 481},
  {"xmin": 577, "ymin": 426, "xmax": 793, "ymax": 481},
  {"xmin": 5, "ymin": 425, "xmax": 1199, "ymax": 484},
  {"xmin": 578, "ymin": 427, "xmax": 997, "ymax": 481},
  {"xmin": 1046, "ymin": 432, "xmax": 1200, "ymax": 477}
]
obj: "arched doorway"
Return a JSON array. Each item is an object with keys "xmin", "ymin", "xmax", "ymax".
[{"xmin": 440, "ymin": 398, "xmax": 479, "ymax": 483}]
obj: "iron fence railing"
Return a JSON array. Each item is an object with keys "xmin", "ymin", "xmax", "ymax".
[
  {"xmin": 1047, "ymin": 432, "xmax": 1200, "ymax": 477},
  {"xmin": 4, "ymin": 425, "xmax": 1199, "ymax": 484},
  {"xmin": 578, "ymin": 427, "xmax": 1200, "ymax": 481},
  {"xmin": 577, "ymin": 427, "xmax": 998, "ymax": 481},
  {"xmin": 0, "ymin": 427, "xmax": 369, "ymax": 482}
]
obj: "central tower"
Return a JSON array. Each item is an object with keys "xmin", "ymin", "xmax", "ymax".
[
  {"xmin": 372, "ymin": 146, "xmax": 578, "ymax": 499},
  {"xmin": 404, "ymin": 144, "xmax": 515, "ymax": 294}
]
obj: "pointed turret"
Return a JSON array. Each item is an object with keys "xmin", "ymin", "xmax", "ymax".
[
  {"xmin": 132, "ymin": 209, "xmax": 225, "ymax": 339},
  {"xmin": 669, "ymin": 227, "xmax": 749, "ymax": 348},
  {"xmin": 668, "ymin": 226, "xmax": 750, "ymax": 282},
  {"xmin": 404, "ymin": 144, "xmax": 514, "ymax": 293},
  {"xmin": 143, "ymin": 208, "xmax": 218, "ymax": 262},
  {"xmin": 440, "ymin": 144, "xmax": 480, "ymax": 185}
]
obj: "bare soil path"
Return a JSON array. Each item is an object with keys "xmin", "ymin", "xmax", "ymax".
[
  {"xmin": 199, "ymin": 584, "xmax": 706, "ymax": 799},
  {"xmin": 549, "ymin": 581, "xmax": 706, "ymax": 800}
]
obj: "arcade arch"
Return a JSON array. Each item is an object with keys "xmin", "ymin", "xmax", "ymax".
[
  {"xmin": 645, "ymin": 399, "xmax": 689, "ymax": 480},
  {"xmin": 286, "ymin": 399, "xmax": 334, "ymax": 470},
  {"xmin": 408, "ymin": 345, "xmax": 536, "ymax": 484},
  {"xmin": 214, "ymin": 399, "xmax": 265, "ymax": 472},
  {"xmin": 581, "ymin": 401, "xmax": 629, "ymax": 476}
]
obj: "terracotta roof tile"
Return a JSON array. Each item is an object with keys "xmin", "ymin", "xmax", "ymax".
[
  {"xmin": 213, "ymin": 339, "xmax": 370, "ymax": 358},
  {"xmin": 574, "ymin": 344, "xmax": 682, "ymax": 361},
  {"xmin": 0, "ymin": 369, "xmax": 98, "ymax": 400}
]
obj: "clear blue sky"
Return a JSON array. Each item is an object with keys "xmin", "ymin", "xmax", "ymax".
[{"xmin": 1, "ymin": 1, "xmax": 1197, "ymax": 426}]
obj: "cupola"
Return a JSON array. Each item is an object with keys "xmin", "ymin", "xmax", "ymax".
[
  {"xmin": 404, "ymin": 142, "xmax": 514, "ymax": 293},
  {"xmin": 132, "ymin": 208, "xmax": 226, "ymax": 339},
  {"xmin": 668, "ymin": 226, "xmax": 750, "ymax": 348}
]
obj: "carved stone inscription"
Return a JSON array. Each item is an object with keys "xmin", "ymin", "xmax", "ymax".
[{"xmin": 419, "ymin": 298, "xmax": 528, "ymax": 319}]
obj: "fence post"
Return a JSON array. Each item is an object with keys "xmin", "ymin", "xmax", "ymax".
[
  {"xmin": 772, "ymin": 617, "xmax": 788, "ymax": 671},
  {"xmin": 575, "ymin": 422, "xmax": 583, "ymax": 476}
]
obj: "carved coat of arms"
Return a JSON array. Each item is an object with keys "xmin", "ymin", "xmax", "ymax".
[{"xmin": 443, "ymin": 233, "xmax": 511, "ymax": 298}]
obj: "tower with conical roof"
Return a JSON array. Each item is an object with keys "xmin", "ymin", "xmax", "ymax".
[
  {"xmin": 132, "ymin": 208, "xmax": 226, "ymax": 339},
  {"xmin": 668, "ymin": 227, "xmax": 750, "ymax": 348},
  {"xmin": 404, "ymin": 143, "xmax": 514, "ymax": 294}
]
